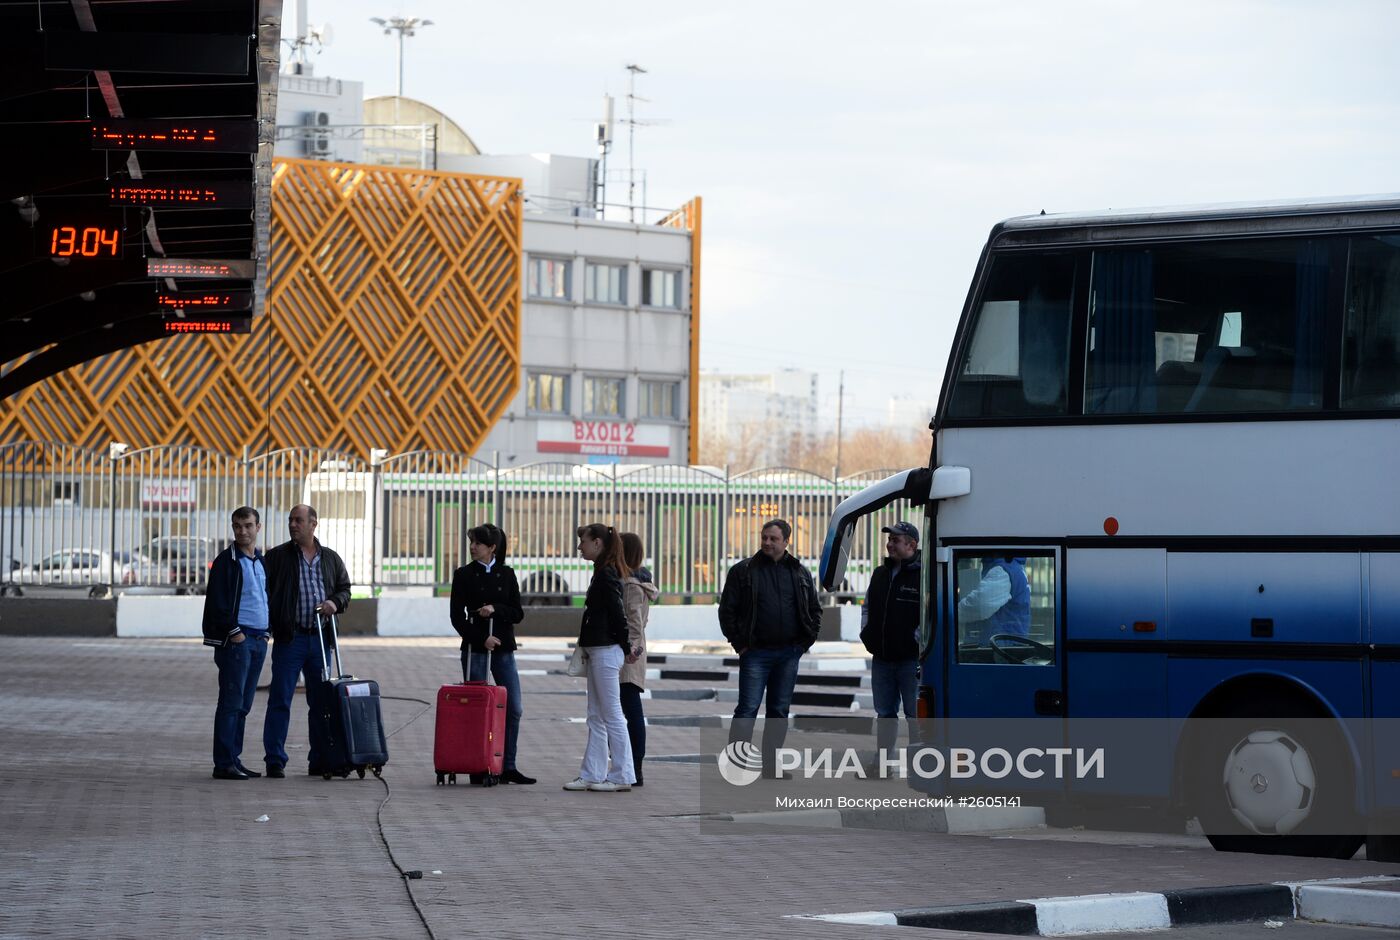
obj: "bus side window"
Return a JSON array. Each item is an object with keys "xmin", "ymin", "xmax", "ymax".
[{"xmin": 946, "ymin": 254, "xmax": 1075, "ymax": 420}]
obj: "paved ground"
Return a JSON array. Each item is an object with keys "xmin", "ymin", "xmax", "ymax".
[{"xmin": 2, "ymin": 635, "xmax": 1398, "ymax": 940}]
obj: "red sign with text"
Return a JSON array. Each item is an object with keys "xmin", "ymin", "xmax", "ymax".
[{"xmin": 537, "ymin": 420, "xmax": 670, "ymax": 458}]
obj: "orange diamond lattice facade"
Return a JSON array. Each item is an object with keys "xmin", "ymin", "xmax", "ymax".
[{"xmin": 0, "ymin": 157, "xmax": 523, "ymax": 459}]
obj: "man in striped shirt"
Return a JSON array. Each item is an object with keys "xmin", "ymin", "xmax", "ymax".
[{"xmin": 261, "ymin": 504, "xmax": 352, "ymax": 778}]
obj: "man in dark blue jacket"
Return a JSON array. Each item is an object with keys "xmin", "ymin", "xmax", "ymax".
[
  {"xmin": 860, "ymin": 522, "xmax": 922, "ymax": 764},
  {"xmin": 202, "ymin": 507, "xmax": 269, "ymax": 780}
]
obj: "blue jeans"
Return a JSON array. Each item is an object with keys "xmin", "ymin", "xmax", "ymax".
[
  {"xmin": 463, "ymin": 649, "xmax": 524, "ymax": 772},
  {"xmin": 619, "ymin": 682, "xmax": 645, "ymax": 782},
  {"xmin": 729, "ymin": 644, "xmax": 804, "ymax": 774},
  {"xmin": 213, "ymin": 634, "xmax": 267, "ymax": 770},
  {"xmin": 263, "ymin": 632, "xmax": 332, "ymax": 770},
  {"xmin": 871, "ymin": 657, "xmax": 919, "ymax": 752}
]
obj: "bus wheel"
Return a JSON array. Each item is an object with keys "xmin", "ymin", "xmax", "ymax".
[{"xmin": 1190, "ymin": 694, "xmax": 1363, "ymax": 859}]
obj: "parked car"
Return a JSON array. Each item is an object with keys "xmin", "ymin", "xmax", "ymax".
[
  {"xmin": 136, "ymin": 536, "xmax": 221, "ymax": 593},
  {"xmin": 13, "ymin": 548, "xmax": 118, "ymax": 596}
]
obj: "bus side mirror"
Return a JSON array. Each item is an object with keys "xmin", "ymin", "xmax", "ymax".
[{"xmin": 930, "ymin": 466, "xmax": 971, "ymax": 500}]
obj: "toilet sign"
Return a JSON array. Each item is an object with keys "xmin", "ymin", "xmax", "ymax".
[
  {"xmin": 537, "ymin": 420, "xmax": 670, "ymax": 458},
  {"xmin": 141, "ymin": 478, "xmax": 198, "ymax": 509}
]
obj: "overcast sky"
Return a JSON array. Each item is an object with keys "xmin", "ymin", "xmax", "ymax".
[{"xmin": 301, "ymin": 0, "xmax": 1400, "ymax": 430}]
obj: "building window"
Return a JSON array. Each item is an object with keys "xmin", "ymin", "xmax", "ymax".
[
  {"xmin": 639, "ymin": 380, "xmax": 680, "ymax": 419},
  {"xmin": 527, "ymin": 372, "xmax": 570, "ymax": 414},
  {"xmin": 583, "ymin": 375, "xmax": 625, "ymax": 417},
  {"xmin": 584, "ymin": 262, "xmax": 627, "ymax": 305},
  {"xmin": 641, "ymin": 268, "xmax": 681, "ymax": 309},
  {"xmin": 527, "ymin": 257, "xmax": 571, "ymax": 301}
]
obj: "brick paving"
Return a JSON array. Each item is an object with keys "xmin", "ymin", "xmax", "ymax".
[{"xmin": 1, "ymin": 635, "xmax": 1397, "ymax": 940}]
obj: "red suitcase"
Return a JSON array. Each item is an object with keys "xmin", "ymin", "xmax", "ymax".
[{"xmin": 434, "ymin": 623, "xmax": 507, "ymax": 786}]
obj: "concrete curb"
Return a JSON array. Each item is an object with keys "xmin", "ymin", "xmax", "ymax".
[{"xmin": 802, "ymin": 878, "xmax": 1400, "ymax": 935}]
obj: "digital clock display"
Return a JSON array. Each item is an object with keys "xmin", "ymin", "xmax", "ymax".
[
  {"xmin": 146, "ymin": 257, "xmax": 256, "ymax": 279},
  {"xmin": 91, "ymin": 119, "xmax": 258, "ymax": 154},
  {"xmin": 50, "ymin": 225, "xmax": 121, "ymax": 258}
]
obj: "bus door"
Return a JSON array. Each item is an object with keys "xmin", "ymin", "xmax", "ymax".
[{"xmin": 942, "ymin": 547, "xmax": 1064, "ymax": 795}]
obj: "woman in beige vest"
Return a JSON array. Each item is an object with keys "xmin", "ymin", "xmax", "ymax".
[{"xmin": 619, "ymin": 532, "xmax": 660, "ymax": 786}]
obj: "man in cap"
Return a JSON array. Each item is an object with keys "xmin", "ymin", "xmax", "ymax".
[{"xmin": 859, "ymin": 521, "xmax": 922, "ymax": 769}]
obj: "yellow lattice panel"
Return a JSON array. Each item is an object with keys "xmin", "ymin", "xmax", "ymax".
[{"xmin": 0, "ymin": 158, "xmax": 523, "ymax": 459}]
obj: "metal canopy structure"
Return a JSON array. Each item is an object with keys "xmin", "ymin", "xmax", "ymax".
[{"xmin": 0, "ymin": 0, "xmax": 281, "ymax": 399}]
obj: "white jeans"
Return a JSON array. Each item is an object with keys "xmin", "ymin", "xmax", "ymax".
[{"xmin": 581, "ymin": 645, "xmax": 635, "ymax": 784}]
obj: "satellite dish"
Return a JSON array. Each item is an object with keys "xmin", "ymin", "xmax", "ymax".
[{"xmin": 311, "ymin": 22, "xmax": 334, "ymax": 47}]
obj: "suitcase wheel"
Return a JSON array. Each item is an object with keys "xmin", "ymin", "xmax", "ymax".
[
  {"xmin": 436, "ymin": 773, "xmax": 444, "ymax": 786},
  {"xmin": 484, "ymin": 774, "xmax": 498, "ymax": 788},
  {"xmin": 372, "ymin": 765, "xmax": 383, "ymax": 778},
  {"xmin": 357, "ymin": 768, "xmax": 366, "ymax": 779},
  {"xmin": 448, "ymin": 773, "xmax": 456, "ymax": 785},
  {"xmin": 322, "ymin": 772, "xmax": 333, "ymax": 781}
]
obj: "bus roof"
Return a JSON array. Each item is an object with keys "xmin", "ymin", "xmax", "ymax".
[{"xmin": 991, "ymin": 193, "xmax": 1400, "ymax": 246}]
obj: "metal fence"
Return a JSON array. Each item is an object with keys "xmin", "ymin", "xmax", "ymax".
[{"xmin": 0, "ymin": 441, "xmax": 917, "ymax": 601}]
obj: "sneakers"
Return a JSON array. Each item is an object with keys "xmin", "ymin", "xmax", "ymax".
[{"xmin": 563, "ymin": 777, "xmax": 632, "ymax": 791}]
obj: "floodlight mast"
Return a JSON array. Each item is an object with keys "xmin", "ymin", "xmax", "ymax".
[{"xmin": 370, "ymin": 15, "xmax": 435, "ymax": 99}]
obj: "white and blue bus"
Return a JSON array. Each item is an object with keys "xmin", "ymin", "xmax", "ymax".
[{"xmin": 822, "ymin": 196, "xmax": 1400, "ymax": 859}]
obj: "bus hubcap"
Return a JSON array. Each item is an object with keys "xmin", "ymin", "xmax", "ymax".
[{"xmin": 1221, "ymin": 729, "xmax": 1315, "ymax": 835}]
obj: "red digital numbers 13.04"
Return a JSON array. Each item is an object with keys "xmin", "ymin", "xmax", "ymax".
[{"xmin": 50, "ymin": 226, "xmax": 121, "ymax": 258}]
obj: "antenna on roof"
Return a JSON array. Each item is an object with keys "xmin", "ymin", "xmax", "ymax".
[
  {"xmin": 594, "ymin": 95, "xmax": 614, "ymax": 220},
  {"xmin": 620, "ymin": 64, "xmax": 670, "ymax": 223}
]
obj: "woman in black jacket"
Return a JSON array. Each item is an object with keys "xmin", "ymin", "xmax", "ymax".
[
  {"xmin": 562, "ymin": 523, "xmax": 639, "ymax": 793},
  {"xmin": 449, "ymin": 523, "xmax": 534, "ymax": 785}
]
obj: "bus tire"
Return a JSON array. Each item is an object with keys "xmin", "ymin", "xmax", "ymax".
[{"xmin": 1189, "ymin": 693, "xmax": 1363, "ymax": 859}]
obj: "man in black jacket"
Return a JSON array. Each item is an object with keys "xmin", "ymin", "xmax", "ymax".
[
  {"xmin": 260, "ymin": 504, "xmax": 352, "ymax": 778},
  {"xmin": 861, "ymin": 521, "xmax": 922, "ymax": 765},
  {"xmin": 719, "ymin": 519, "xmax": 822, "ymax": 777},
  {"xmin": 202, "ymin": 507, "xmax": 269, "ymax": 780}
]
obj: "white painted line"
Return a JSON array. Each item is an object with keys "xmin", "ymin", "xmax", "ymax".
[
  {"xmin": 518, "ymin": 669, "xmax": 547, "ymax": 676},
  {"xmin": 645, "ymin": 668, "xmax": 661, "ymax": 680},
  {"xmin": 794, "ymin": 911, "xmax": 899, "ymax": 926},
  {"xmin": 514, "ymin": 653, "xmax": 568, "ymax": 661},
  {"xmin": 1296, "ymin": 885, "xmax": 1400, "ymax": 928},
  {"xmin": 804, "ymin": 658, "xmax": 869, "ymax": 671},
  {"xmin": 1026, "ymin": 892, "xmax": 1171, "ymax": 936}
]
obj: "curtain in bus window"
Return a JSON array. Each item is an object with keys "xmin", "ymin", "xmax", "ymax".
[
  {"xmin": 1342, "ymin": 235, "xmax": 1400, "ymax": 409},
  {"xmin": 1086, "ymin": 250, "xmax": 1156, "ymax": 414},
  {"xmin": 1291, "ymin": 240, "xmax": 1327, "ymax": 407},
  {"xmin": 945, "ymin": 253, "xmax": 1074, "ymax": 420}
]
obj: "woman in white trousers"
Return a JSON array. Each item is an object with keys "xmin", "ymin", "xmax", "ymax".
[{"xmin": 564, "ymin": 524, "xmax": 638, "ymax": 792}]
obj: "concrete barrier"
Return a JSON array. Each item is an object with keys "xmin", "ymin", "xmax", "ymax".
[
  {"xmin": 0, "ymin": 598, "xmax": 116, "ymax": 636},
  {"xmin": 4, "ymin": 594, "xmax": 863, "ymax": 641}
]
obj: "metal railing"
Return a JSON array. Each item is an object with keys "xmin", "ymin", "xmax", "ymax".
[{"xmin": 0, "ymin": 441, "xmax": 918, "ymax": 601}]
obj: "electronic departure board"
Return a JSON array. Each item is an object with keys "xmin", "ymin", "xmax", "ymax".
[
  {"xmin": 161, "ymin": 316, "xmax": 252, "ymax": 335},
  {"xmin": 146, "ymin": 257, "xmax": 256, "ymax": 279},
  {"xmin": 110, "ymin": 179, "xmax": 253, "ymax": 208},
  {"xmin": 91, "ymin": 119, "xmax": 258, "ymax": 154},
  {"xmin": 156, "ymin": 290, "xmax": 252, "ymax": 311}
]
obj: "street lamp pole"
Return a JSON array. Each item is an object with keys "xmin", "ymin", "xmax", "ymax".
[{"xmin": 369, "ymin": 15, "xmax": 434, "ymax": 100}]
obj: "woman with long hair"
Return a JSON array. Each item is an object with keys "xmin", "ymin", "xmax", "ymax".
[
  {"xmin": 619, "ymin": 532, "xmax": 659, "ymax": 786},
  {"xmin": 448, "ymin": 523, "xmax": 535, "ymax": 784},
  {"xmin": 563, "ymin": 523, "xmax": 637, "ymax": 792}
]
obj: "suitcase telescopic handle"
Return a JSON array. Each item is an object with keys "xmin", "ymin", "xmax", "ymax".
[
  {"xmin": 317, "ymin": 612, "xmax": 346, "ymax": 683},
  {"xmin": 466, "ymin": 617, "xmax": 493, "ymax": 680}
]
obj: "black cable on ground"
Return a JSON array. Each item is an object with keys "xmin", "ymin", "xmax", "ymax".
[{"xmin": 374, "ymin": 694, "xmax": 436, "ymax": 940}]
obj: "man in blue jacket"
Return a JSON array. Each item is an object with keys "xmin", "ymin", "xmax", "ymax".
[{"xmin": 202, "ymin": 507, "xmax": 269, "ymax": 780}]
